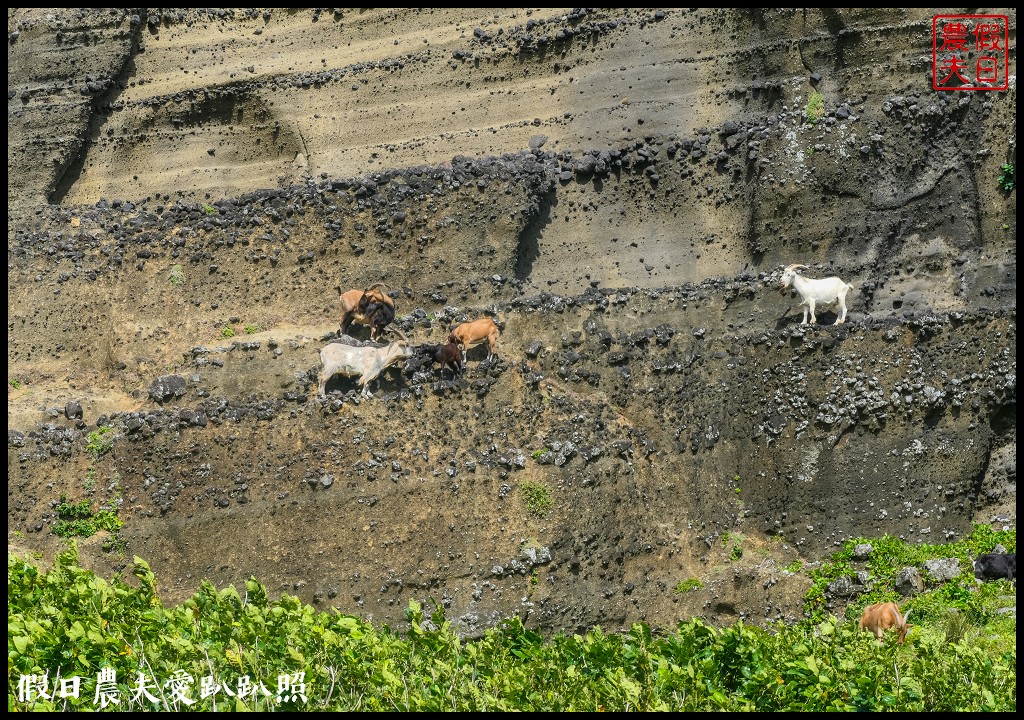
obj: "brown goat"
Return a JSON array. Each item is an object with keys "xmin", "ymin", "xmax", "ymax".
[
  {"xmin": 859, "ymin": 602, "xmax": 912, "ymax": 644},
  {"xmin": 420, "ymin": 342, "xmax": 464, "ymax": 378},
  {"xmin": 335, "ymin": 283, "xmax": 396, "ymax": 341},
  {"xmin": 448, "ymin": 317, "xmax": 500, "ymax": 364}
]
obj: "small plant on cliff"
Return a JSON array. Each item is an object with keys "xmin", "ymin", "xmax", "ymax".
[
  {"xmin": 531, "ymin": 447, "xmax": 550, "ymax": 460},
  {"xmin": 997, "ymin": 162, "xmax": 1014, "ymax": 191},
  {"xmin": 51, "ymin": 495, "xmax": 123, "ymax": 539},
  {"xmin": 85, "ymin": 426, "xmax": 114, "ymax": 459},
  {"xmin": 168, "ymin": 263, "xmax": 185, "ymax": 287},
  {"xmin": 520, "ymin": 479, "xmax": 553, "ymax": 517},
  {"xmin": 201, "ymin": 202, "xmax": 218, "ymax": 215},
  {"xmin": 804, "ymin": 90, "xmax": 825, "ymax": 125},
  {"xmin": 674, "ymin": 578, "xmax": 703, "ymax": 593},
  {"xmin": 723, "ymin": 531, "xmax": 744, "ymax": 561},
  {"xmin": 9, "ymin": 378, "xmax": 21, "ymax": 389},
  {"xmin": 220, "ymin": 326, "xmax": 236, "ymax": 338},
  {"xmin": 82, "ymin": 468, "xmax": 97, "ymax": 493},
  {"xmin": 244, "ymin": 324, "xmax": 259, "ymax": 334}
]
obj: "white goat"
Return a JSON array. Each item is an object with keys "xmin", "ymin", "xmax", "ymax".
[{"xmin": 780, "ymin": 264, "xmax": 854, "ymax": 325}]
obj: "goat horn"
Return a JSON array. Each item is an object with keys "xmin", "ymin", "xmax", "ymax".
[
  {"xmin": 389, "ymin": 326, "xmax": 408, "ymax": 342},
  {"xmin": 784, "ymin": 263, "xmax": 809, "ymax": 271},
  {"xmin": 365, "ymin": 281, "xmax": 390, "ymax": 292}
]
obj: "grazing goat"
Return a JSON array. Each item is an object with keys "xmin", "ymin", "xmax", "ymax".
[
  {"xmin": 318, "ymin": 338, "xmax": 413, "ymax": 398},
  {"xmin": 335, "ymin": 282, "xmax": 396, "ymax": 341},
  {"xmin": 448, "ymin": 317, "xmax": 500, "ymax": 364},
  {"xmin": 780, "ymin": 264, "xmax": 854, "ymax": 325},
  {"xmin": 420, "ymin": 342, "xmax": 464, "ymax": 378},
  {"xmin": 974, "ymin": 553, "xmax": 1016, "ymax": 583},
  {"xmin": 859, "ymin": 602, "xmax": 912, "ymax": 644}
]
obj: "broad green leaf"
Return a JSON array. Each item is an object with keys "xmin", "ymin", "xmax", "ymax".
[
  {"xmin": 68, "ymin": 621, "xmax": 86, "ymax": 641},
  {"xmin": 804, "ymin": 655, "xmax": 818, "ymax": 675}
]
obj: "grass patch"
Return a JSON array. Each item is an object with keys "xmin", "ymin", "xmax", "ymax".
[
  {"xmin": 674, "ymin": 578, "xmax": 704, "ymax": 593},
  {"xmin": 805, "ymin": 90, "xmax": 825, "ymax": 125},
  {"xmin": 168, "ymin": 263, "xmax": 185, "ymax": 288},
  {"xmin": 520, "ymin": 479, "xmax": 553, "ymax": 517}
]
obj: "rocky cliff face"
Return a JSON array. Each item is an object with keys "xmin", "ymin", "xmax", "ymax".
[{"xmin": 7, "ymin": 8, "xmax": 1016, "ymax": 635}]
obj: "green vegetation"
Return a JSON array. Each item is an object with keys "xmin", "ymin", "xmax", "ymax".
[
  {"xmin": 805, "ymin": 90, "xmax": 825, "ymax": 125},
  {"xmin": 168, "ymin": 264, "xmax": 185, "ymax": 288},
  {"xmin": 82, "ymin": 468, "xmax": 97, "ymax": 493},
  {"xmin": 102, "ymin": 534, "xmax": 128, "ymax": 555},
  {"xmin": 201, "ymin": 202, "xmax": 218, "ymax": 215},
  {"xmin": 519, "ymin": 479, "xmax": 553, "ymax": 517},
  {"xmin": 220, "ymin": 326, "xmax": 236, "ymax": 338},
  {"xmin": 9, "ymin": 378, "xmax": 22, "ymax": 389},
  {"xmin": 784, "ymin": 560, "xmax": 803, "ymax": 574},
  {"xmin": 244, "ymin": 324, "xmax": 259, "ymax": 335},
  {"xmin": 721, "ymin": 531, "xmax": 744, "ymax": 561},
  {"xmin": 997, "ymin": 162, "xmax": 1014, "ymax": 191},
  {"xmin": 531, "ymin": 448, "xmax": 550, "ymax": 460},
  {"xmin": 51, "ymin": 496, "xmax": 123, "ymax": 539},
  {"xmin": 85, "ymin": 426, "xmax": 114, "ymax": 460},
  {"xmin": 803, "ymin": 524, "xmax": 1015, "ymax": 624},
  {"xmin": 8, "ymin": 538, "xmax": 1014, "ymax": 712},
  {"xmin": 674, "ymin": 578, "xmax": 703, "ymax": 593}
]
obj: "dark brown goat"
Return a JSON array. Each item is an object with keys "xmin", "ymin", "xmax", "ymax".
[{"xmin": 420, "ymin": 342, "xmax": 464, "ymax": 378}]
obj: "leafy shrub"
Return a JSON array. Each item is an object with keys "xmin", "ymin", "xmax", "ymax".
[
  {"xmin": 201, "ymin": 202, "xmax": 218, "ymax": 215},
  {"xmin": 997, "ymin": 162, "xmax": 1014, "ymax": 191},
  {"xmin": 51, "ymin": 496, "xmax": 123, "ymax": 539},
  {"xmin": 9, "ymin": 378, "xmax": 21, "ymax": 389},
  {"xmin": 244, "ymin": 324, "xmax": 258, "ymax": 335},
  {"xmin": 520, "ymin": 479, "xmax": 553, "ymax": 517},
  {"xmin": 7, "ymin": 547, "xmax": 1016, "ymax": 712},
  {"xmin": 220, "ymin": 326, "xmax": 236, "ymax": 338},
  {"xmin": 531, "ymin": 448, "xmax": 550, "ymax": 460}
]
